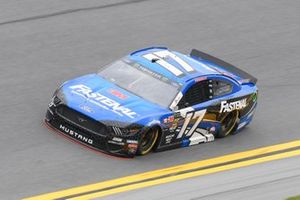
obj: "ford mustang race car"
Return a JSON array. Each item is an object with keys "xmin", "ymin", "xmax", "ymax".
[{"xmin": 45, "ymin": 47, "xmax": 258, "ymax": 157}]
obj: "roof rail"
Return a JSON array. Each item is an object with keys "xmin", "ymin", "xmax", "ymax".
[{"xmin": 130, "ymin": 46, "xmax": 168, "ymax": 55}]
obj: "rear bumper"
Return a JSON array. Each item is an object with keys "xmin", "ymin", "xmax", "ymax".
[{"xmin": 45, "ymin": 108, "xmax": 138, "ymax": 158}]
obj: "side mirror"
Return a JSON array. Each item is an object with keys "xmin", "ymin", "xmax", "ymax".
[{"xmin": 184, "ymin": 102, "xmax": 190, "ymax": 107}]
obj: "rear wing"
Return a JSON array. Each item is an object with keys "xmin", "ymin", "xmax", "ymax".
[{"xmin": 190, "ymin": 49, "xmax": 257, "ymax": 84}]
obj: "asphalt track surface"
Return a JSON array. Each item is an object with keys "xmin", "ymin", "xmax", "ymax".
[
  {"xmin": 100, "ymin": 156, "xmax": 300, "ymax": 200},
  {"xmin": 0, "ymin": 0, "xmax": 299, "ymax": 199}
]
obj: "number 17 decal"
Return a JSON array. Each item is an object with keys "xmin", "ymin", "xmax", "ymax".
[{"xmin": 177, "ymin": 109, "xmax": 206, "ymax": 139}]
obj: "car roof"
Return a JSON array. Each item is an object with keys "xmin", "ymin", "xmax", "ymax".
[{"xmin": 128, "ymin": 47, "xmax": 221, "ymax": 85}]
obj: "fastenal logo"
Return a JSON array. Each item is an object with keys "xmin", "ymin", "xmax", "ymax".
[
  {"xmin": 219, "ymin": 98, "xmax": 247, "ymax": 113},
  {"xmin": 70, "ymin": 84, "xmax": 137, "ymax": 119},
  {"xmin": 59, "ymin": 124, "xmax": 93, "ymax": 144}
]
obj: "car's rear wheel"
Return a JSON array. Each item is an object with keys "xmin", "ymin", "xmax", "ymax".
[
  {"xmin": 217, "ymin": 110, "xmax": 239, "ymax": 138},
  {"xmin": 137, "ymin": 128, "xmax": 159, "ymax": 155}
]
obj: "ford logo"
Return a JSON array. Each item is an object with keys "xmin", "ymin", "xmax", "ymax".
[{"xmin": 77, "ymin": 117, "xmax": 86, "ymax": 123}]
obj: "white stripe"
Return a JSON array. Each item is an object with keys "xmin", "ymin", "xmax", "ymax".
[
  {"xmin": 170, "ymin": 92, "xmax": 183, "ymax": 111},
  {"xmin": 116, "ymin": 127, "xmax": 122, "ymax": 135},
  {"xmin": 177, "ymin": 112, "xmax": 193, "ymax": 139},
  {"xmin": 189, "ymin": 132, "xmax": 206, "ymax": 145},
  {"xmin": 154, "ymin": 50, "xmax": 194, "ymax": 72},
  {"xmin": 185, "ymin": 109, "xmax": 206, "ymax": 137},
  {"xmin": 178, "ymin": 107, "xmax": 194, "ymax": 118},
  {"xmin": 113, "ymin": 127, "xmax": 122, "ymax": 135},
  {"xmin": 112, "ymin": 127, "xmax": 116, "ymax": 134},
  {"xmin": 238, "ymin": 122, "xmax": 247, "ymax": 130},
  {"xmin": 112, "ymin": 127, "xmax": 118, "ymax": 135},
  {"xmin": 143, "ymin": 53, "xmax": 183, "ymax": 76},
  {"xmin": 196, "ymin": 128, "xmax": 214, "ymax": 142}
]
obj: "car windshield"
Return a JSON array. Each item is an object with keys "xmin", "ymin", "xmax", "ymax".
[{"xmin": 98, "ymin": 59, "xmax": 180, "ymax": 108}]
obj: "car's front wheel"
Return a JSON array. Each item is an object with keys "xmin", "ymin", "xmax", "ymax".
[{"xmin": 137, "ymin": 128, "xmax": 159, "ymax": 155}]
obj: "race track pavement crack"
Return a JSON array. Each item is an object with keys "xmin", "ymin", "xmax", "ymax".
[{"xmin": 0, "ymin": 0, "xmax": 152, "ymax": 26}]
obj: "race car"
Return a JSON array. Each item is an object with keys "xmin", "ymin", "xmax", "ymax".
[{"xmin": 45, "ymin": 47, "xmax": 258, "ymax": 157}]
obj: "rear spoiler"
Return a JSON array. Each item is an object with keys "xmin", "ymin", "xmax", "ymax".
[{"xmin": 190, "ymin": 49, "xmax": 257, "ymax": 84}]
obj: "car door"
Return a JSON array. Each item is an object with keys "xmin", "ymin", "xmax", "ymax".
[
  {"xmin": 159, "ymin": 76, "xmax": 242, "ymax": 148},
  {"xmin": 172, "ymin": 78, "xmax": 215, "ymax": 145},
  {"xmin": 173, "ymin": 75, "xmax": 241, "ymax": 142}
]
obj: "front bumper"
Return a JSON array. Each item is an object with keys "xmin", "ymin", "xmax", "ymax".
[{"xmin": 45, "ymin": 106, "xmax": 139, "ymax": 157}]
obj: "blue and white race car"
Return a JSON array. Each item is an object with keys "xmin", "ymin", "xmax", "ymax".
[{"xmin": 46, "ymin": 47, "xmax": 258, "ymax": 157}]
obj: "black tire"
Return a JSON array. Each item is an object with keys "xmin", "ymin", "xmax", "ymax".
[
  {"xmin": 137, "ymin": 128, "xmax": 159, "ymax": 155},
  {"xmin": 217, "ymin": 110, "xmax": 239, "ymax": 138}
]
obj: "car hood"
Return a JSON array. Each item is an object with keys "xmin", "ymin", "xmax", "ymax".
[{"xmin": 61, "ymin": 74, "xmax": 168, "ymax": 125}]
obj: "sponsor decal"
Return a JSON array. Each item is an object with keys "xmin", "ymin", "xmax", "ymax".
[
  {"xmin": 252, "ymin": 92, "xmax": 258, "ymax": 102},
  {"xmin": 108, "ymin": 140, "xmax": 124, "ymax": 145},
  {"xmin": 112, "ymin": 137, "xmax": 123, "ymax": 142},
  {"xmin": 127, "ymin": 143, "xmax": 138, "ymax": 153},
  {"xmin": 59, "ymin": 124, "xmax": 93, "ymax": 145},
  {"xmin": 174, "ymin": 112, "xmax": 181, "ymax": 118},
  {"xmin": 165, "ymin": 133, "xmax": 175, "ymax": 144},
  {"xmin": 126, "ymin": 139, "xmax": 138, "ymax": 144},
  {"xmin": 135, "ymin": 64, "xmax": 164, "ymax": 80},
  {"xmin": 126, "ymin": 138, "xmax": 138, "ymax": 152},
  {"xmin": 163, "ymin": 115, "xmax": 174, "ymax": 124},
  {"xmin": 219, "ymin": 98, "xmax": 247, "ymax": 113},
  {"xmin": 69, "ymin": 84, "xmax": 138, "ymax": 118},
  {"xmin": 128, "ymin": 143, "xmax": 138, "ymax": 148},
  {"xmin": 108, "ymin": 137, "xmax": 124, "ymax": 145},
  {"xmin": 163, "ymin": 115, "xmax": 179, "ymax": 132},
  {"xmin": 109, "ymin": 89, "xmax": 128, "ymax": 100},
  {"xmin": 129, "ymin": 61, "xmax": 180, "ymax": 88},
  {"xmin": 170, "ymin": 118, "xmax": 179, "ymax": 131}
]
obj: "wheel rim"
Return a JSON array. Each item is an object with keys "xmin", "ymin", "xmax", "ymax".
[
  {"xmin": 220, "ymin": 111, "xmax": 239, "ymax": 136},
  {"xmin": 139, "ymin": 129, "xmax": 158, "ymax": 155}
]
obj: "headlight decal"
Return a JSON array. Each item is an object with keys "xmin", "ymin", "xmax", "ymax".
[
  {"xmin": 112, "ymin": 126, "xmax": 140, "ymax": 136},
  {"xmin": 112, "ymin": 127, "xmax": 123, "ymax": 136}
]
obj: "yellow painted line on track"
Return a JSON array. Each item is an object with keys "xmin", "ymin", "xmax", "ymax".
[
  {"xmin": 70, "ymin": 149, "xmax": 300, "ymax": 200},
  {"xmin": 24, "ymin": 140, "xmax": 300, "ymax": 200}
]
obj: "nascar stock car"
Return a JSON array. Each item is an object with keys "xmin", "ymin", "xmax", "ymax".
[{"xmin": 45, "ymin": 47, "xmax": 258, "ymax": 157}]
